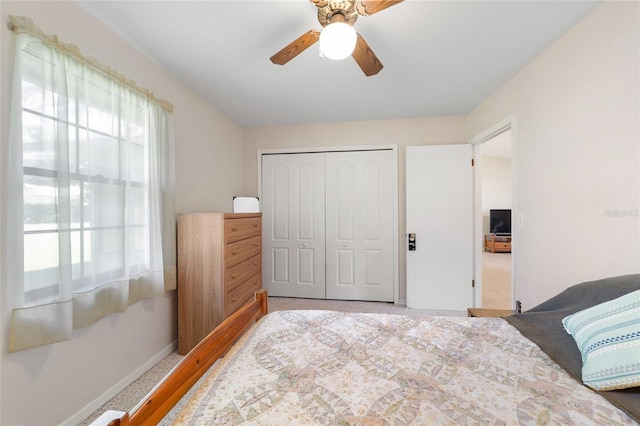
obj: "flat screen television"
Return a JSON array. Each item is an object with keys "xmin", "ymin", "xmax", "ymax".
[{"xmin": 490, "ymin": 209, "xmax": 511, "ymax": 235}]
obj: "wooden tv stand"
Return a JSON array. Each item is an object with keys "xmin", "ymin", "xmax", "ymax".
[{"xmin": 484, "ymin": 234, "xmax": 511, "ymax": 253}]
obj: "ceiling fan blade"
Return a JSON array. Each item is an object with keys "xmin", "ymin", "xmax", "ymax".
[
  {"xmin": 356, "ymin": 0, "xmax": 404, "ymax": 16},
  {"xmin": 270, "ymin": 30, "xmax": 320, "ymax": 65},
  {"xmin": 352, "ymin": 33, "xmax": 383, "ymax": 76},
  {"xmin": 309, "ymin": 0, "xmax": 329, "ymax": 8}
]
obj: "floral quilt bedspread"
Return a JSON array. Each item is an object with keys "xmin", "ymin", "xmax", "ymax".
[{"xmin": 174, "ymin": 310, "xmax": 637, "ymax": 425}]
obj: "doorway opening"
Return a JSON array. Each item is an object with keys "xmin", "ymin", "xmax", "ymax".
[
  {"xmin": 471, "ymin": 118, "xmax": 516, "ymax": 310},
  {"xmin": 478, "ymin": 130, "xmax": 512, "ymax": 309}
]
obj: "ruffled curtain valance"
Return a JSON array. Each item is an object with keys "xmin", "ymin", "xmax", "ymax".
[{"xmin": 7, "ymin": 15, "xmax": 173, "ymax": 112}]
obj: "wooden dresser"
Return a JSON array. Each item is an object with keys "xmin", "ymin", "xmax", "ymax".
[{"xmin": 177, "ymin": 212, "xmax": 262, "ymax": 355}]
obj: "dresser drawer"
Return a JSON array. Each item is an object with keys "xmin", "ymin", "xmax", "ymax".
[
  {"xmin": 494, "ymin": 242, "xmax": 510, "ymax": 249},
  {"xmin": 225, "ymin": 217, "xmax": 261, "ymax": 243},
  {"xmin": 225, "ymin": 235, "xmax": 261, "ymax": 267},
  {"xmin": 225, "ymin": 272, "xmax": 261, "ymax": 317},
  {"xmin": 225, "ymin": 253, "xmax": 261, "ymax": 291}
]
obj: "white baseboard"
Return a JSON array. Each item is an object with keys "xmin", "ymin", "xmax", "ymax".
[{"xmin": 62, "ymin": 340, "xmax": 178, "ymax": 426}]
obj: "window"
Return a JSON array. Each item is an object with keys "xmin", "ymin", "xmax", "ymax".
[{"xmin": 6, "ymin": 16, "xmax": 176, "ymax": 352}]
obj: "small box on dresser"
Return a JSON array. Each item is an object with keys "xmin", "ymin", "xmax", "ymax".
[{"xmin": 177, "ymin": 212, "xmax": 262, "ymax": 355}]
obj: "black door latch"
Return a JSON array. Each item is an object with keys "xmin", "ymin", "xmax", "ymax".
[{"xmin": 408, "ymin": 233, "xmax": 416, "ymax": 251}]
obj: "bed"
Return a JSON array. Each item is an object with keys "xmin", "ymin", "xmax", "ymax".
[{"xmin": 96, "ymin": 275, "xmax": 640, "ymax": 425}]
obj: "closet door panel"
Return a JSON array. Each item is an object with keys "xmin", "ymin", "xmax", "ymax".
[
  {"xmin": 337, "ymin": 161, "xmax": 355, "ymax": 241},
  {"xmin": 325, "ymin": 151, "xmax": 394, "ymax": 301},
  {"xmin": 337, "ymin": 249, "xmax": 355, "ymax": 285},
  {"xmin": 272, "ymin": 248, "xmax": 289, "ymax": 284},
  {"xmin": 364, "ymin": 249, "xmax": 382, "ymax": 286},
  {"xmin": 298, "ymin": 163, "xmax": 316, "ymax": 240},
  {"xmin": 298, "ymin": 248, "xmax": 315, "ymax": 283},
  {"xmin": 262, "ymin": 154, "xmax": 325, "ymax": 298},
  {"xmin": 272, "ymin": 164, "xmax": 289, "ymax": 240}
]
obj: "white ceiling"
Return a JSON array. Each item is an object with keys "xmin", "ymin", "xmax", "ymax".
[{"xmin": 77, "ymin": 0, "xmax": 600, "ymax": 128}]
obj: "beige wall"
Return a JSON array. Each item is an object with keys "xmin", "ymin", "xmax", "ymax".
[
  {"xmin": 481, "ymin": 155, "xmax": 512, "ymax": 234},
  {"xmin": 468, "ymin": 1, "xmax": 640, "ymax": 309},
  {"xmin": 0, "ymin": 2, "xmax": 243, "ymax": 424},
  {"xmin": 243, "ymin": 116, "xmax": 468, "ymax": 303}
]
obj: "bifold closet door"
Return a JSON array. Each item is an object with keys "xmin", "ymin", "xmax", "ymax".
[
  {"xmin": 262, "ymin": 154, "xmax": 326, "ymax": 298},
  {"xmin": 325, "ymin": 151, "xmax": 394, "ymax": 302}
]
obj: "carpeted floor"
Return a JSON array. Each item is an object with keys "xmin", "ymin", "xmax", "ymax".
[
  {"xmin": 81, "ymin": 296, "xmax": 465, "ymax": 425},
  {"xmin": 269, "ymin": 296, "xmax": 466, "ymax": 317}
]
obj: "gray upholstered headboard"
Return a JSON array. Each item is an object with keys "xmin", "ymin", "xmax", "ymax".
[{"xmin": 505, "ymin": 274, "xmax": 640, "ymax": 422}]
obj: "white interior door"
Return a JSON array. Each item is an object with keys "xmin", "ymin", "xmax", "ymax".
[
  {"xmin": 262, "ymin": 154, "xmax": 325, "ymax": 298},
  {"xmin": 325, "ymin": 151, "xmax": 395, "ymax": 301},
  {"xmin": 406, "ymin": 145, "xmax": 473, "ymax": 310}
]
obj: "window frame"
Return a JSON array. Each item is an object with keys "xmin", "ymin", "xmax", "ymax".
[{"xmin": 21, "ymin": 72, "xmax": 149, "ymax": 305}]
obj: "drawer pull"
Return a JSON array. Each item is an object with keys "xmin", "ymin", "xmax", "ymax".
[
  {"xmin": 231, "ymin": 296, "xmax": 237, "ymax": 302},
  {"xmin": 253, "ymin": 223, "xmax": 258, "ymax": 228},
  {"xmin": 231, "ymin": 226, "xmax": 238, "ymax": 231},
  {"xmin": 253, "ymin": 242, "xmax": 258, "ymax": 246},
  {"xmin": 231, "ymin": 273, "xmax": 238, "ymax": 279},
  {"xmin": 253, "ymin": 261, "xmax": 258, "ymax": 266},
  {"xmin": 231, "ymin": 250, "xmax": 238, "ymax": 255},
  {"xmin": 253, "ymin": 280, "xmax": 258, "ymax": 286}
]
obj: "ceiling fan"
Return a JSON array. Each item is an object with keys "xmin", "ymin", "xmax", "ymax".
[{"xmin": 270, "ymin": 0, "xmax": 404, "ymax": 76}]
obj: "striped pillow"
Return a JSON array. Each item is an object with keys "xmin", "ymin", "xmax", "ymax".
[{"xmin": 562, "ymin": 289, "xmax": 640, "ymax": 391}]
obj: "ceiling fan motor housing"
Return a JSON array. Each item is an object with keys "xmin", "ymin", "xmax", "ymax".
[{"xmin": 317, "ymin": 1, "xmax": 359, "ymax": 27}]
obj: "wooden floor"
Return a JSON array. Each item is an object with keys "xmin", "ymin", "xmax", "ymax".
[{"xmin": 481, "ymin": 251, "xmax": 512, "ymax": 309}]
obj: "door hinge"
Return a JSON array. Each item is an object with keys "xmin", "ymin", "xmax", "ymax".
[
  {"xmin": 471, "ymin": 158, "xmax": 475, "ymax": 166},
  {"xmin": 472, "ymin": 279, "xmax": 475, "ymax": 288}
]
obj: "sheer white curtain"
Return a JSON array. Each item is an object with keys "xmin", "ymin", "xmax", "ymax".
[{"xmin": 6, "ymin": 16, "xmax": 176, "ymax": 352}]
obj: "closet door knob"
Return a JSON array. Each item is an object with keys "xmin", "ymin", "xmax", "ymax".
[
  {"xmin": 343, "ymin": 243, "xmax": 348, "ymax": 247},
  {"xmin": 303, "ymin": 243, "xmax": 308, "ymax": 248}
]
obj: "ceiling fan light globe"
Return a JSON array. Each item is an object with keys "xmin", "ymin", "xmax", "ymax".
[{"xmin": 319, "ymin": 22, "xmax": 357, "ymax": 60}]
